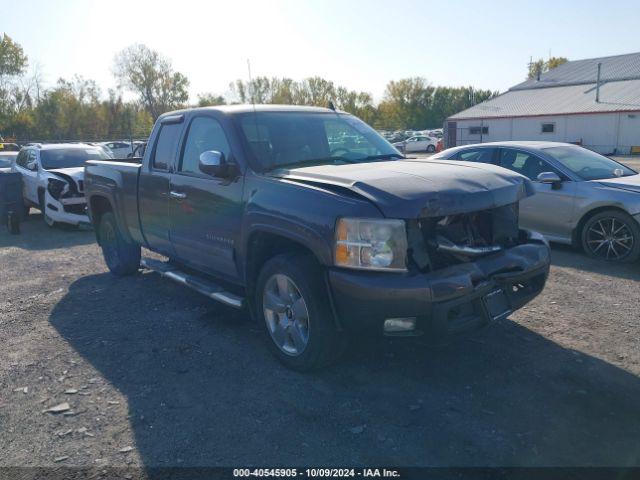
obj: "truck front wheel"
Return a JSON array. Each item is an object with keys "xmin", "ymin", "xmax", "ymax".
[
  {"xmin": 98, "ymin": 212, "xmax": 141, "ymax": 276},
  {"xmin": 256, "ymin": 253, "xmax": 346, "ymax": 371}
]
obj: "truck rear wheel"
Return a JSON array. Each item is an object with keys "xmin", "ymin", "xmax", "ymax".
[
  {"xmin": 98, "ymin": 212, "xmax": 141, "ymax": 276},
  {"xmin": 256, "ymin": 253, "xmax": 346, "ymax": 371}
]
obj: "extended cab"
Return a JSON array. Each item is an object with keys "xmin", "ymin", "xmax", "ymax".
[{"xmin": 85, "ymin": 105, "xmax": 550, "ymax": 370}]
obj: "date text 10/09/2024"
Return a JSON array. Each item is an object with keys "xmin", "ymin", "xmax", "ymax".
[{"xmin": 233, "ymin": 468, "xmax": 401, "ymax": 478}]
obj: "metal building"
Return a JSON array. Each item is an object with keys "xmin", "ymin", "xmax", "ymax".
[{"xmin": 445, "ymin": 52, "xmax": 640, "ymax": 154}]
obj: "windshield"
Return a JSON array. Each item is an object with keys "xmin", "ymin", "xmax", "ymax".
[
  {"xmin": 237, "ymin": 112, "xmax": 401, "ymax": 170},
  {"xmin": 543, "ymin": 146, "xmax": 636, "ymax": 180},
  {"xmin": 40, "ymin": 147, "xmax": 111, "ymax": 169}
]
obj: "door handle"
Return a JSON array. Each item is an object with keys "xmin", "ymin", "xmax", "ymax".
[{"xmin": 169, "ymin": 190, "xmax": 187, "ymax": 200}]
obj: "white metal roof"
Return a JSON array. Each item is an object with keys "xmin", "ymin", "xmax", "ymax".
[
  {"xmin": 450, "ymin": 52, "xmax": 640, "ymax": 120},
  {"xmin": 450, "ymin": 79, "xmax": 640, "ymax": 119},
  {"xmin": 511, "ymin": 52, "xmax": 640, "ymax": 90}
]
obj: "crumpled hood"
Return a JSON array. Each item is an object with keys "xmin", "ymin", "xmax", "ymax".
[
  {"xmin": 597, "ymin": 174, "xmax": 640, "ymax": 193},
  {"xmin": 46, "ymin": 167, "xmax": 85, "ymax": 193},
  {"xmin": 273, "ymin": 159, "xmax": 534, "ymax": 218},
  {"xmin": 47, "ymin": 167, "xmax": 85, "ymax": 182}
]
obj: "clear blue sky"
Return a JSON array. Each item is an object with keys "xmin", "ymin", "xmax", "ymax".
[{"xmin": 2, "ymin": 0, "xmax": 639, "ymax": 101}]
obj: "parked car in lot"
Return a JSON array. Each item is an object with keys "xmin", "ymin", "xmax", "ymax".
[
  {"xmin": 98, "ymin": 141, "xmax": 134, "ymax": 158},
  {"xmin": 13, "ymin": 143, "xmax": 111, "ymax": 226},
  {"xmin": 0, "ymin": 151, "xmax": 18, "ymax": 173},
  {"xmin": 85, "ymin": 105, "xmax": 550, "ymax": 370},
  {"xmin": 433, "ymin": 141, "xmax": 640, "ymax": 262},
  {"xmin": 0, "ymin": 142, "xmax": 21, "ymax": 152},
  {"xmin": 394, "ymin": 135, "xmax": 438, "ymax": 153}
]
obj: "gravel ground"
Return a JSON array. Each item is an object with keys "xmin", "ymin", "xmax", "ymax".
[{"xmin": 1, "ymin": 206, "xmax": 639, "ymax": 469}]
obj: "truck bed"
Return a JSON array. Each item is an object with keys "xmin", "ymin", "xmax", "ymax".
[{"xmin": 84, "ymin": 160, "xmax": 143, "ymax": 243}]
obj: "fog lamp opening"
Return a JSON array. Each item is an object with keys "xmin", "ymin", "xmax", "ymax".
[{"xmin": 384, "ymin": 317, "xmax": 417, "ymax": 334}]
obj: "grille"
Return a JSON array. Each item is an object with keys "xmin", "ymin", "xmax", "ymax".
[
  {"xmin": 410, "ymin": 203, "xmax": 520, "ymax": 271},
  {"xmin": 63, "ymin": 203, "xmax": 87, "ymax": 215}
]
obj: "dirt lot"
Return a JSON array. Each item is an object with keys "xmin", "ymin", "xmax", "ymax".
[{"xmin": 1, "ymin": 209, "xmax": 639, "ymax": 469}]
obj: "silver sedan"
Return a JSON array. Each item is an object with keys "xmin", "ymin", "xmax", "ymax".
[{"xmin": 432, "ymin": 141, "xmax": 640, "ymax": 262}]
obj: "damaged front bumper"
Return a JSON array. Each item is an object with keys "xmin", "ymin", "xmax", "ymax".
[
  {"xmin": 44, "ymin": 190, "xmax": 90, "ymax": 226},
  {"xmin": 328, "ymin": 231, "xmax": 550, "ymax": 336}
]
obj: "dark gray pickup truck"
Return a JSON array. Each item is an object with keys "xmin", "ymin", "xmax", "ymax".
[{"xmin": 84, "ymin": 105, "xmax": 550, "ymax": 370}]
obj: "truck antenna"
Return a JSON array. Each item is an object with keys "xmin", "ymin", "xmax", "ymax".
[
  {"xmin": 247, "ymin": 59, "xmax": 256, "ymax": 107},
  {"xmin": 247, "ymin": 59, "xmax": 262, "ymax": 160}
]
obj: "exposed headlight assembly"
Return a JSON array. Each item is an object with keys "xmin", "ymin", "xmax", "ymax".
[
  {"xmin": 47, "ymin": 178, "xmax": 69, "ymax": 200},
  {"xmin": 335, "ymin": 218, "xmax": 408, "ymax": 271}
]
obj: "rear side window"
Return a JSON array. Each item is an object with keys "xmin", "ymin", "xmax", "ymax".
[
  {"xmin": 455, "ymin": 148, "xmax": 495, "ymax": 164},
  {"xmin": 152, "ymin": 123, "xmax": 182, "ymax": 171},
  {"xmin": 180, "ymin": 116, "xmax": 231, "ymax": 175}
]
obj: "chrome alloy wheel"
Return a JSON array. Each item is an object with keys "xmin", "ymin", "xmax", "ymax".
[
  {"xmin": 262, "ymin": 273, "xmax": 310, "ymax": 356},
  {"xmin": 586, "ymin": 217, "xmax": 635, "ymax": 260}
]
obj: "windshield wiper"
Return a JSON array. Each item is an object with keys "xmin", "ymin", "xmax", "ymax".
[
  {"xmin": 265, "ymin": 153, "xmax": 403, "ymax": 171},
  {"xmin": 266, "ymin": 156, "xmax": 358, "ymax": 171},
  {"xmin": 353, "ymin": 153, "xmax": 404, "ymax": 162}
]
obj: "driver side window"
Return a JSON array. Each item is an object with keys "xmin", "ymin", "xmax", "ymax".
[
  {"xmin": 498, "ymin": 149, "xmax": 560, "ymax": 181},
  {"xmin": 179, "ymin": 116, "xmax": 231, "ymax": 175}
]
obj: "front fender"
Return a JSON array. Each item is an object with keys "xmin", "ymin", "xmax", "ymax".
[
  {"xmin": 242, "ymin": 212, "xmax": 334, "ymax": 267},
  {"xmin": 239, "ymin": 172, "xmax": 384, "ymax": 275}
]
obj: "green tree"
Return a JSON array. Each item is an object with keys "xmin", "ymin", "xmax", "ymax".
[
  {"xmin": 527, "ymin": 56, "xmax": 568, "ymax": 79},
  {"xmin": 0, "ymin": 33, "xmax": 27, "ymax": 80},
  {"xmin": 197, "ymin": 93, "xmax": 227, "ymax": 107},
  {"xmin": 0, "ymin": 33, "xmax": 29, "ymax": 131},
  {"xmin": 377, "ymin": 77, "xmax": 434, "ymax": 129},
  {"xmin": 113, "ymin": 44, "xmax": 190, "ymax": 120}
]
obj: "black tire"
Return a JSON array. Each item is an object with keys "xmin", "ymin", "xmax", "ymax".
[
  {"xmin": 581, "ymin": 210, "xmax": 640, "ymax": 262},
  {"xmin": 20, "ymin": 200, "xmax": 30, "ymax": 221},
  {"xmin": 426, "ymin": 144, "xmax": 436, "ymax": 153},
  {"xmin": 255, "ymin": 253, "xmax": 346, "ymax": 371},
  {"xmin": 7, "ymin": 210, "xmax": 20, "ymax": 234},
  {"xmin": 98, "ymin": 211, "xmax": 141, "ymax": 275}
]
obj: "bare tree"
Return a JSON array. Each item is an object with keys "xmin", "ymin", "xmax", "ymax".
[{"xmin": 113, "ymin": 44, "xmax": 189, "ymax": 119}]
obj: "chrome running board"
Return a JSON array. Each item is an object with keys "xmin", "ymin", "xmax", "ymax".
[{"xmin": 141, "ymin": 257, "xmax": 244, "ymax": 309}]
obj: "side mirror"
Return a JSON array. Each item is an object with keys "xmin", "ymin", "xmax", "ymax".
[
  {"xmin": 199, "ymin": 150, "xmax": 227, "ymax": 177},
  {"xmin": 537, "ymin": 171, "xmax": 562, "ymax": 187}
]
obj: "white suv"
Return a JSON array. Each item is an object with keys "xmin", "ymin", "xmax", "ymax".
[{"xmin": 13, "ymin": 143, "xmax": 111, "ymax": 227}]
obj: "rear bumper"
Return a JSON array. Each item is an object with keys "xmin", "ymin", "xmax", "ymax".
[{"xmin": 328, "ymin": 234, "xmax": 550, "ymax": 336}]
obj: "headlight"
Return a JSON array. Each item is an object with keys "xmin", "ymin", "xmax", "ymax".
[
  {"xmin": 47, "ymin": 178, "xmax": 68, "ymax": 200},
  {"xmin": 335, "ymin": 218, "xmax": 408, "ymax": 271}
]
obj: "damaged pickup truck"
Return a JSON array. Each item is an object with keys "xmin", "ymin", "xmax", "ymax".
[{"xmin": 84, "ymin": 105, "xmax": 550, "ymax": 370}]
